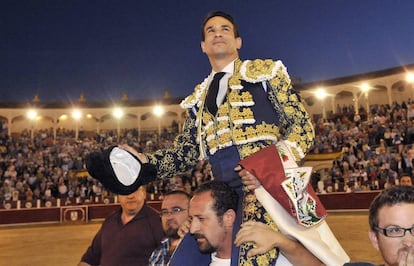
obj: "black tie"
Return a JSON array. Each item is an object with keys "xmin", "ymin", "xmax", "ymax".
[{"xmin": 206, "ymin": 72, "xmax": 225, "ymax": 116}]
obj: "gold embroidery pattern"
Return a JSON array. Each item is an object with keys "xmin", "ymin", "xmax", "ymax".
[
  {"xmin": 239, "ymin": 192, "xmax": 279, "ymax": 266},
  {"xmin": 205, "ymin": 121, "xmax": 280, "ymax": 156},
  {"xmin": 233, "ymin": 123, "xmax": 279, "ymax": 145},
  {"xmin": 147, "ymin": 111, "xmax": 200, "ymax": 179},
  {"xmin": 230, "ymin": 107, "xmax": 255, "ymax": 124},
  {"xmin": 199, "ymin": 59, "xmax": 301, "ymax": 157},
  {"xmin": 240, "ymin": 59, "xmax": 277, "ymax": 83},
  {"xmin": 217, "ymin": 103, "xmax": 230, "ymax": 116},
  {"xmin": 181, "ymin": 58, "xmax": 313, "ymax": 160},
  {"xmin": 180, "ymin": 78, "xmax": 209, "ymax": 109},
  {"xmin": 266, "ymin": 66, "xmax": 314, "ymax": 159},
  {"xmin": 237, "ymin": 141, "xmax": 270, "ymax": 160},
  {"xmin": 228, "ymin": 90, "xmax": 254, "ymax": 107}
]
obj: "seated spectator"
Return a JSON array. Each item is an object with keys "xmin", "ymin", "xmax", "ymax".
[
  {"xmin": 399, "ymin": 174, "xmax": 413, "ymax": 186},
  {"xmin": 78, "ymin": 185, "xmax": 164, "ymax": 266}
]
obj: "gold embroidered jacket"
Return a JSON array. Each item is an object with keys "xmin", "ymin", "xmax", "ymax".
[{"xmin": 147, "ymin": 59, "xmax": 314, "ymax": 178}]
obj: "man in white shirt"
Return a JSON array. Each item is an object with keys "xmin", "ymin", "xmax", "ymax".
[{"xmin": 176, "ymin": 180, "xmax": 324, "ymax": 266}]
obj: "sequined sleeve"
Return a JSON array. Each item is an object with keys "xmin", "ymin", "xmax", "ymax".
[
  {"xmin": 267, "ymin": 66, "xmax": 315, "ymax": 160},
  {"xmin": 145, "ymin": 109, "xmax": 200, "ymax": 179}
]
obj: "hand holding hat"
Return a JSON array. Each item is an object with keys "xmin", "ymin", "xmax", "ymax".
[{"xmin": 85, "ymin": 146, "xmax": 157, "ymax": 195}]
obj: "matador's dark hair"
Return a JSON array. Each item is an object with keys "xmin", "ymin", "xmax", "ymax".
[{"xmin": 201, "ymin": 10, "xmax": 240, "ymax": 41}]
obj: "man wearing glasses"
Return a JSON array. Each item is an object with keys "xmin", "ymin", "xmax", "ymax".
[
  {"xmin": 346, "ymin": 186, "xmax": 414, "ymax": 266},
  {"xmin": 149, "ymin": 190, "xmax": 191, "ymax": 266}
]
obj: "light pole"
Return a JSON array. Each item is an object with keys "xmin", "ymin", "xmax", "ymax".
[
  {"xmin": 407, "ymin": 72, "xmax": 414, "ymax": 99},
  {"xmin": 72, "ymin": 109, "xmax": 82, "ymax": 141},
  {"xmin": 153, "ymin": 105, "xmax": 165, "ymax": 139},
  {"xmin": 360, "ymin": 83, "xmax": 370, "ymax": 119},
  {"xmin": 26, "ymin": 109, "xmax": 37, "ymax": 143},
  {"xmin": 315, "ymin": 88, "xmax": 328, "ymax": 120},
  {"xmin": 113, "ymin": 107, "xmax": 124, "ymax": 141}
]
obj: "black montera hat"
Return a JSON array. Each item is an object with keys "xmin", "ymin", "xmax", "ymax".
[{"xmin": 86, "ymin": 146, "xmax": 157, "ymax": 195}]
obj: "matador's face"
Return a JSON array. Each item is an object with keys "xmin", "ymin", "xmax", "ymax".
[{"xmin": 201, "ymin": 16, "xmax": 241, "ymax": 61}]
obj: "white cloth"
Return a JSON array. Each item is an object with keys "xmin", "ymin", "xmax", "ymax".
[
  {"xmin": 255, "ymin": 186, "xmax": 350, "ymax": 266},
  {"xmin": 210, "ymin": 252, "xmax": 231, "ymax": 266},
  {"xmin": 109, "ymin": 147, "xmax": 142, "ymax": 185}
]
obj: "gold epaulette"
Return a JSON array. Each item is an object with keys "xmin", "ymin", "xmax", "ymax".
[
  {"xmin": 180, "ymin": 78, "xmax": 209, "ymax": 109},
  {"xmin": 240, "ymin": 59, "xmax": 289, "ymax": 84}
]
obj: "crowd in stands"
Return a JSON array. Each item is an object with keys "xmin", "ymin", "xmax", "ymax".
[
  {"xmin": 2, "ymin": 99, "xmax": 414, "ymax": 205},
  {"xmin": 0, "ymin": 125, "xmax": 213, "ymax": 205},
  {"xmin": 311, "ymin": 100, "xmax": 414, "ymax": 192}
]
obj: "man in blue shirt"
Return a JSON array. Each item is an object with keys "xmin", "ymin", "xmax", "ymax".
[{"xmin": 149, "ymin": 190, "xmax": 191, "ymax": 266}]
